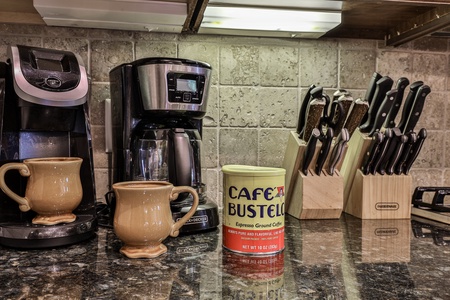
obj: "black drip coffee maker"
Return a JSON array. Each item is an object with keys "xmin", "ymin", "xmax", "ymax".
[
  {"xmin": 107, "ymin": 57, "xmax": 219, "ymax": 233},
  {"xmin": 0, "ymin": 45, "xmax": 97, "ymax": 248}
]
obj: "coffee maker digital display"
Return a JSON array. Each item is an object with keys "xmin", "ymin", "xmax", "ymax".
[
  {"xmin": 108, "ymin": 57, "xmax": 219, "ymax": 233},
  {"xmin": 0, "ymin": 45, "xmax": 97, "ymax": 248}
]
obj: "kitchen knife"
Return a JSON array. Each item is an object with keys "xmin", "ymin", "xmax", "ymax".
[
  {"xmin": 384, "ymin": 77, "xmax": 409, "ymax": 128},
  {"xmin": 359, "ymin": 76, "xmax": 394, "ymax": 133},
  {"xmin": 326, "ymin": 128, "xmax": 350, "ymax": 175},
  {"xmin": 396, "ymin": 81, "xmax": 424, "ymax": 131},
  {"xmin": 302, "ymin": 128, "xmax": 321, "ymax": 176},
  {"xmin": 370, "ymin": 127, "xmax": 394, "ymax": 175},
  {"xmin": 361, "ymin": 132, "xmax": 384, "ymax": 175},
  {"xmin": 343, "ymin": 98, "xmax": 369, "ymax": 137},
  {"xmin": 385, "ymin": 134, "xmax": 409, "ymax": 175},
  {"xmin": 394, "ymin": 132, "xmax": 417, "ymax": 175},
  {"xmin": 401, "ymin": 84, "xmax": 431, "ymax": 134},
  {"xmin": 314, "ymin": 127, "xmax": 334, "ymax": 176},
  {"xmin": 297, "ymin": 84, "xmax": 316, "ymax": 134},
  {"xmin": 377, "ymin": 127, "xmax": 402, "ymax": 175},
  {"xmin": 360, "ymin": 72, "xmax": 383, "ymax": 125},
  {"xmin": 330, "ymin": 94, "xmax": 354, "ymax": 137},
  {"xmin": 302, "ymin": 98, "xmax": 326, "ymax": 142},
  {"xmin": 367, "ymin": 89, "xmax": 398, "ymax": 137},
  {"xmin": 403, "ymin": 128, "xmax": 427, "ymax": 175}
]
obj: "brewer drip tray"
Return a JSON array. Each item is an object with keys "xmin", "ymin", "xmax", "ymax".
[{"xmin": 0, "ymin": 214, "xmax": 97, "ymax": 249}]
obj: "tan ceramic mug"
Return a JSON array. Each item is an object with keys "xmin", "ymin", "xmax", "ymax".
[
  {"xmin": 0, "ymin": 157, "xmax": 83, "ymax": 225},
  {"xmin": 112, "ymin": 181, "xmax": 199, "ymax": 259}
]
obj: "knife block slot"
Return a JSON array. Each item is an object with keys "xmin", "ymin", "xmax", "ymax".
[
  {"xmin": 286, "ymin": 170, "xmax": 343, "ymax": 219},
  {"xmin": 346, "ymin": 169, "xmax": 412, "ymax": 219}
]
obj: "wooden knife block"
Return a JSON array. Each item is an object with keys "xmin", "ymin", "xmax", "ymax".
[
  {"xmin": 282, "ymin": 131, "xmax": 345, "ymax": 219},
  {"xmin": 340, "ymin": 129, "xmax": 412, "ymax": 219}
]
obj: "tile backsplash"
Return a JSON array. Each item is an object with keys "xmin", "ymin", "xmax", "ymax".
[{"xmin": 1, "ymin": 24, "xmax": 449, "ymax": 208}]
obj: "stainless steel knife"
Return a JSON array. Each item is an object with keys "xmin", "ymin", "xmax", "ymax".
[
  {"xmin": 384, "ymin": 77, "xmax": 409, "ymax": 128},
  {"xmin": 326, "ymin": 128, "xmax": 350, "ymax": 175},
  {"xmin": 367, "ymin": 89, "xmax": 398, "ymax": 137},
  {"xmin": 401, "ymin": 84, "xmax": 431, "ymax": 134},
  {"xmin": 314, "ymin": 127, "xmax": 334, "ymax": 176},
  {"xmin": 302, "ymin": 128, "xmax": 321, "ymax": 175},
  {"xmin": 297, "ymin": 84, "xmax": 316, "ymax": 134},
  {"xmin": 371, "ymin": 127, "xmax": 394, "ymax": 175},
  {"xmin": 330, "ymin": 94, "xmax": 354, "ymax": 137},
  {"xmin": 343, "ymin": 98, "xmax": 369, "ymax": 137},
  {"xmin": 394, "ymin": 131, "xmax": 417, "ymax": 175},
  {"xmin": 377, "ymin": 127, "xmax": 402, "ymax": 175},
  {"xmin": 361, "ymin": 132, "xmax": 384, "ymax": 175},
  {"xmin": 403, "ymin": 128, "xmax": 427, "ymax": 175},
  {"xmin": 360, "ymin": 76, "xmax": 394, "ymax": 133},
  {"xmin": 360, "ymin": 72, "xmax": 383, "ymax": 125},
  {"xmin": 397, "ymin": 81, "xmax": 424, "ymax": 131},
  {"xmin": 385, "ymin": 134, "xmax": 409, "ymax": 175},
  {"xmin": 302, "ymin": 98, "xmax": 326, "ymax": 142}
]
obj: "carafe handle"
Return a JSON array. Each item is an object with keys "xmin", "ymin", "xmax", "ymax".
[
  {"xmin": 170, "ymin": 128, "xmax": 192, "ymax": 186},
  {"xmin": 169, "ymin": 186, "xmax": 199, "ymax": 237},
  {"xmin": 0, "ymin": 163, "xmax": 31, "ymax": 211}
]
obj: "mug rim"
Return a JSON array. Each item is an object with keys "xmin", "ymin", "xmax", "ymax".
[
  {"xmin": 112, "ymin": 181, "xmax": 173, "ymax": 190},
  {"xmin": 23, "ymin": 157, "xmax": 83, "ymax": 163}
]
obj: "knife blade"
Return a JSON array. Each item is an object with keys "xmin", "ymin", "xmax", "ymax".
[
  {"xmin": 385, "ymin": 134, "xmax": 409, "ymax": 175},
  {"xmin": 343, "ymin": 98, "xmax": 369, "ymax": 137},
  {"xmin": 371, "ymin": 127, "xmax": 394, "ymax": 175},
  {"xmin": 361, "ymin": 132, "xmax": 384, "ymax": 175},
  {"xmin": 297, "ymin": 84, "xmax": 316, "ymax": 134},
  {"xmin": 401, "ymin": 84, "xmax": 431, "ymax": 134},
  {"xmin": 367, "ymin": 89, "xmax": 398, "ymax": 137},
  {"xmin": 397, "ymin": 81, "xmax": 424, "ymax": 131},
  {"xmin": 360, "ymin": 72, "xmax": 383, "ymax": 125},
  {"xmin": 377, "ymin": 127, "xmax": 402, "ymax": 175},
  {"xmin": 359, "ymin": 76, "xmax": 394, "ymax": 133},
  {"xmin": 314, "ymin": 127, "xmax": 334, "ymax": 176},
  {"xmin": 302, "ymin": 128, "xmax": 321, "ymax": 176},
  {"xmin": 326, "ymin": 128, "xmax": 350, "ymax": 176},
  {"xmin": 302, "ymin": 98, "xmax": 326, "ymax": 141},
  {"xmin": 384, "ymin": 77, "xmax": 409, "ymax": 128},
  {"xmin": 330, "ymin": 94, "xmax": 354, "ymax": 137},
  {"xmin": 394, "ymin": 132, "xmax": 417, "ymax": 175},
  {"xmin": 403, "ymin": 128, "xmax": 427, "ymax": 175}
]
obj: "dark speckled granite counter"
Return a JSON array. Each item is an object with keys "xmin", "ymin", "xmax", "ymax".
[{"xmin": 1, "ymin": 213, "xmax": 450, "ymax": 299}]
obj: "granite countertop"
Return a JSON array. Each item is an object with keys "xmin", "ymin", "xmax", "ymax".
[{"xmin": 1, "ymin": 213, "xmax": 449, "ymax": 299}]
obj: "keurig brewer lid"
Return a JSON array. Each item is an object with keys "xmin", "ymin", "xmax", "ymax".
[{"xmin": 8, "ymin": 45, "xmax": 89, "ymax": 107}]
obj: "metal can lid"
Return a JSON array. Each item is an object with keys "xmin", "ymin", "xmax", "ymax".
[{"xmin": 222, "ymin": 165, "xmax": 286, "ymax": 177}]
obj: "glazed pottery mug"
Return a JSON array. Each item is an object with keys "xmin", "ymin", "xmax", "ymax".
[
  {"xmin": 0, "ymin": 157, "xmax": 83, "ymax": 225},
  {"xmin": 112, "ymin": 181, "xmax": 199, "ymax": 259}
]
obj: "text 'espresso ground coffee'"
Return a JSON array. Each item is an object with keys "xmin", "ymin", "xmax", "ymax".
[{"xmin": 222, "ymin": 165, "xmax": 286, "ymax": 255}]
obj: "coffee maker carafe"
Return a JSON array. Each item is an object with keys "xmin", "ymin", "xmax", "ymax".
[
  {"xmin": 108, "ymin": 57, "xmax": 219, "ymax": 233},
  {"xmin": 0, "ymin": 45, "xmax": 97, "ymax": 248}
]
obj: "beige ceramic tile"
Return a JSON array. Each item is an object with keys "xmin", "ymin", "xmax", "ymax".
[
  {"xmin": 204, "ymin": 85, "xmax": 219, "ymax": 127},
  {"xmin": 259, "ymin": 129, "xmax": 290, "ymax": 167},
  {"xmin": 202, "ymin": 128, "xmax": 218, "ymax": 169},
  {"xmin": 178, "ymin": 42, "xmax": 220, "ymax": 86},
  {"xmin": 259, "ymin": 88, "xmax": 297, "ymax": 128},
  {"xmin": 90, "ymin": 40, "xmax": 133, "ymax": 82},
  {"xmin": 89, "ymin": 83, "xmax": 110, "ymax": 126},
  {"xmin": 135, "ymin": 41, "xmax": 177, "ymax": 59},
  {"xmin": 300, "ymin": 42, "xmax": 338, "ymax": 88},
  {"xmin": 259, "ymin": 46, "xmax": 298, "ymax": 87},
  {"xmin": 219, "ymin": 128, "xmax": 258, "ymax": 166},
  {"xmin": 219, "ymin": 86, "xmax": 260, "ymax": 127},
  {"xmin": 339, "ymin": 49, "xmax": 377, "ymax": 89},
  {"xmin": 412, "ymin": 53, "xmax": 447, "ymax": 92},
  {"xmin": 219, "ymin": 45, "xmax": 259, "ymax": 85}
]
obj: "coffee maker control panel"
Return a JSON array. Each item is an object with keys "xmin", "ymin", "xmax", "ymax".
[{"xmin": 167, "ymin": 72, "xmax": 205, "ymax": 104}]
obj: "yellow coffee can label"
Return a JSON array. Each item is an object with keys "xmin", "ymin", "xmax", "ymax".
[{"xmin": 222, "ymin": 165, "xmax": 286, "ymax": 255}]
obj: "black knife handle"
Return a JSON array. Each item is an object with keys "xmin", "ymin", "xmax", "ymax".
[
  {"xmin": 368, "ymin": 89, "xmax": 398, "ymax": 137},
  {"xmin": 402, "ymin": 85, "xmax": 431, "ymax": 134},
  {"xmin": 361, "ymin": 132, "xmax": 384, "ymax": 175},
  {"xmin": 314, "ymin": 127, "xmax": 334, "ymax": 176},
  {"xmin": 385, "ymin": 134, "xmax": 409, "ymax": 175},
  {"xmin": 384, "ymin": 77, "xmax": 409, "ymax": 128},
  {"xmin": 394, "ymin": 132, "xmax": 417, "ymax": 175},
  {"xmin": 360, "ymin": 72, "xmax": 383, "ymax": 125},
  {"xmin": 378, "ymin": 127, "xmax": 402, "ymax": 175},
  {"xmin": 297, "ymin": 84, "xmax": 316, "ymax": 134},
  {"xmin": 403, "ymin": 128, "xmax": 427, "ymax": 175},
  {"xmin": 359, "ymin": 76, "xmax": 394, "ymax": 133},
  {"xmin": 397, "ymin": 81, "xmax": 424, "ymax": 131},
  {"xmin": 302, "ymin": 128, "xmax": 321, "ymax": 175},
  {"xmin": 371, "ymin": 128, "xmax": 394, "ymax": 175}
]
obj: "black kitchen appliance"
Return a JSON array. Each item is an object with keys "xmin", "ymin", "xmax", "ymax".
[
  {"xmin": 0, "ymin": 45, "xmax": 97, "ymax": 248},
  {"xmin": 108, "ymin": 57, "xmax": 219, "ymax": 233}
]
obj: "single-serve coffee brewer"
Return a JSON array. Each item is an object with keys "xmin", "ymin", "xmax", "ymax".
[
  {"xmin": 0, "ymin": 45, "xmax": 97, "ymax": 248},
  {"xmin": 108, "ymin": 57, "xmax": 219, "ymax": 233}
]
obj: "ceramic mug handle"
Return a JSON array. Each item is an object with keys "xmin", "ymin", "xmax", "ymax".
[
  {"xmin": 0, "ymin": 163, "xmax": 32, "ymax": 212},
  {"xmin": 169, "ymin": 186, "xmax": 199, "ymax": 237}
]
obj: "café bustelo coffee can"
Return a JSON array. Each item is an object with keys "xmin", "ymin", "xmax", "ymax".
[{"xmin": 222, "ymin": 165, "xmax": 286, "ymax": 255}]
